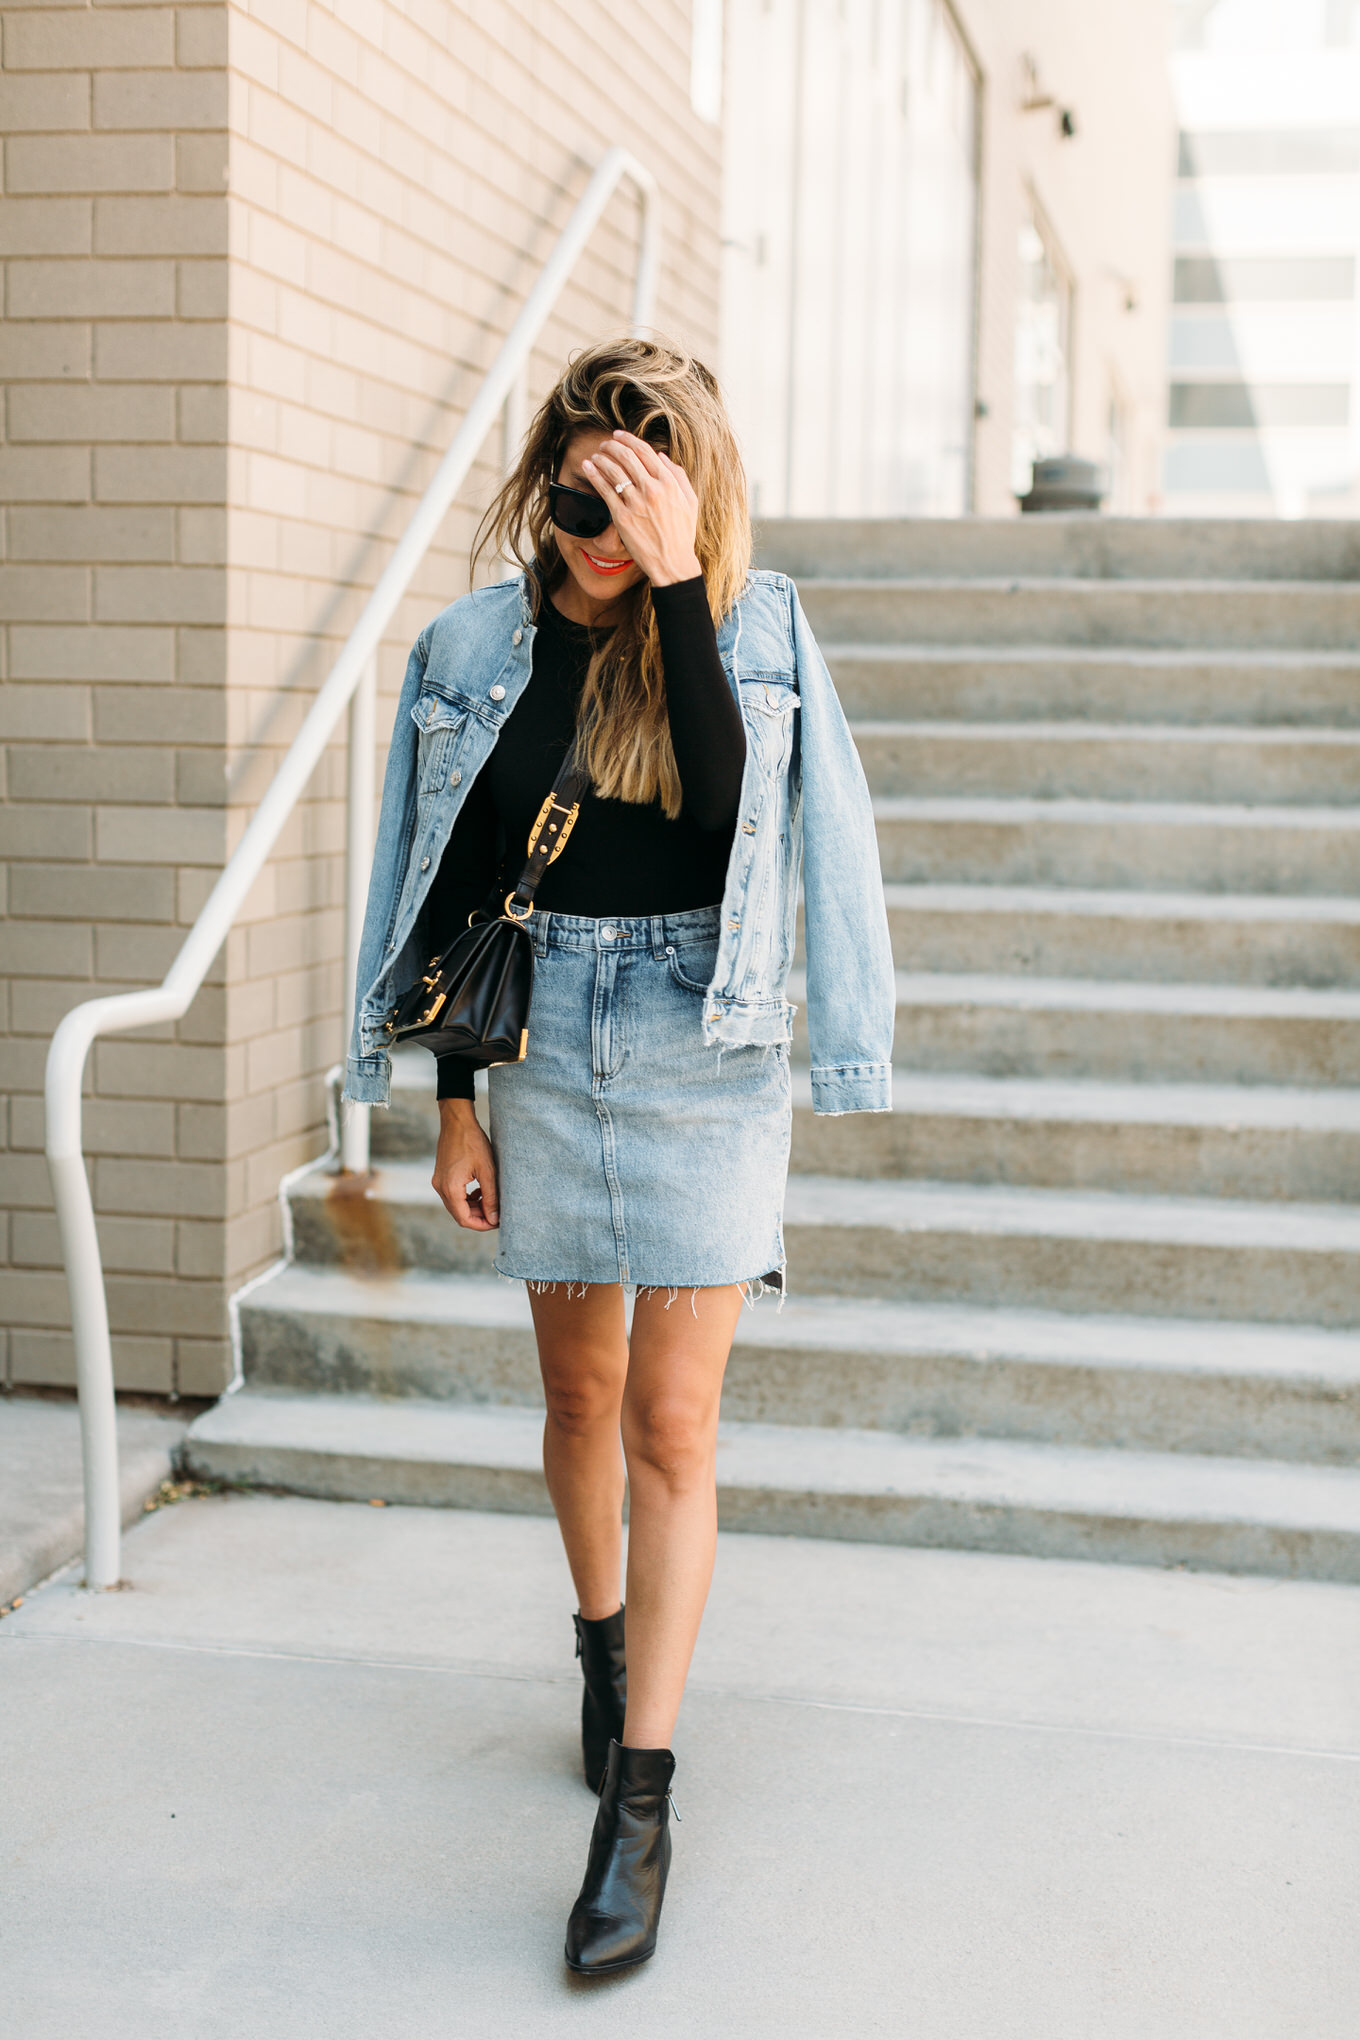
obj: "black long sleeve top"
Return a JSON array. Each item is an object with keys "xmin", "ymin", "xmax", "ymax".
[{"xmin": 428, "ymin": 573, "xmax": 745, "ymax": 1100}]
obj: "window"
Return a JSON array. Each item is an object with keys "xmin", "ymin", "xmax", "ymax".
[{"xmin": 1012, "ymin": 204, "xmax": 1073, "ymax": 495}]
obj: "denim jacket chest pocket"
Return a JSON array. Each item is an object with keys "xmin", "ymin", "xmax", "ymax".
[
  {"xmin": 740, "ymin": 675, "xmax": 800, "ymax": 779},
  {"xmin": 411, "ymin": 689, "xmax": 471, "ymax": 796}
]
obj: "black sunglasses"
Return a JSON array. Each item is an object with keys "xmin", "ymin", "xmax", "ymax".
[{"xmin": 547, "ymin": 479, "xmax": 614, "ymax": 541}]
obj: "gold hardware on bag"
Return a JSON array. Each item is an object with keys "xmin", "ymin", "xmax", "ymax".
[
  {"xmin": 518, "ymin": 1028, "xmax": 529, "ymax": 1059},
  {"xmin": 527, "ymin": 791, "xmax": 581, "ymax": 865},
  {"xmin": 504, "ymin": 892, "xmax": 533, "ymax": 921},
  {"xmin": 418, "ymin": 992, "xmax": 447, "ymax": 1025}
]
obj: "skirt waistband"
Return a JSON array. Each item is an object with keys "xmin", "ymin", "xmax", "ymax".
[{"xmin": 529, "ymin": 904, "xmax": 722, "ymax": 958}]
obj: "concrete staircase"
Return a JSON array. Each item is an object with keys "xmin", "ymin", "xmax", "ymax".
[{"xmin": 185, "ymin": 518, "xmax": 1360, "ymax": 1579}]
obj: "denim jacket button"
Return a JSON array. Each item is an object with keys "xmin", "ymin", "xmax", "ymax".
[
  {"xmin": 449, "ymin": 769, "xmax": 461, "ymax": 787},
  {"xmin": 512, "ymin": 628, "xmax": 523, "ymax": 646},
  {"xmin": 420, "ymin": 856, "xmax": 430, "ymax": 871},
  {"xmin": 489, "ymin": 683, "xmax": 506, "ymax": 700}
]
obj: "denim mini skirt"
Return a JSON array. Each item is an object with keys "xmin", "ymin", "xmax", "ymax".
[{"xmin": 487, "ymin": 905, "xmax": 790, "ymax": 1293}]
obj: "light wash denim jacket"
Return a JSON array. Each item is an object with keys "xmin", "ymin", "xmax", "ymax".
[{"xmin": 345, "ymin": 569, "xmax": 894, "ymax": 1114}]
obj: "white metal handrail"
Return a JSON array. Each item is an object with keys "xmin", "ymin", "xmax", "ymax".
[{"xmin": 45, "ymin": 146, "xmax": 659, "ymax": 1589}]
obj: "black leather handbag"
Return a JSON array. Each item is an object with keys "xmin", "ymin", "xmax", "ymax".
[{"xmin": 382, "ymin": 751, "xmax": 589, "ymax": 1069}]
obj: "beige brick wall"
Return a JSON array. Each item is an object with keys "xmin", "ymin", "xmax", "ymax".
[{"xmin": 2, "ymin": 0, "xmax": 723, "ymax": 1396}]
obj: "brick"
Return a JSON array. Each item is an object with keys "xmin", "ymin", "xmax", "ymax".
[
  {"xmin": 94, "ymin": 803, "xmax": 224, "ymax": 863},
  {"xmin": 176, "ymin": 257, "xmax": 228, "ymax": 318},
  {"xmin": 0, "ymin": 683, "xmax": 90, "ymax": 741},
  {"xmin": 175, "ymin": 1218, "xmax": 222, "ymax": 1277},
  {"xmin": 94, "ymin": 69, "xmax": 227, "ymax": 129},
  {"xmin": 0, "ymin": 803, "xmax": 92, "ymax": 859},
  {"xmin": 0, "ymin": 195, "xmax": 91, "ymax": 255},
  {"xmin": 0, "ymin": 72, "xmax": 89, "ymax": 131},
  {"xmin": 9, "ymin": 1327, "xmax": 175, "ymax": 1395},
  {"xmin": 9, "ymin": 1094, "xmax": 175, "ymax": 1159},
  {"xmin": 105, "ymin": 1273, "xmax": 225, "ymax": 1341},
  {"xmin": 0, "ymin": 1151, "xmax": 55, "ymax": 1207},
  {"xmin": 93, "ymin": 444, "xmax": 224, "ymax": 501},
  {"xmin": 7, "ymin": 258, "xmax": 176, "ymax": 319},
  {"xmin": 10, "ymin": 861, "xmax": 176, "ymax": 922},
  {"xmin": 4, "ymin": 8, "xmax": 175, "ymax": 70},
  {"xmin": 176, "ymin": 506, "xmax": 227, "ymax": 563},
  {"xmin": 174, "ymin": 746, "xmax": 227, "ymax": 805},
  {"xmin": 7, "ymin": 744, "xmax": 175, "ymax": 805},
  {"xmin": 6, "ymin": 133, "xmax": 173, "ymax": 194},
  {"xmin": 0, "ymin": 322, "xmax": 91, "ymax": 380},
  {"xmin": 94, "ymin": 685, "xmax": 226, "ymax": 744},
  {"xmin": 177, "ymin": 383, "xmax": 227, "ymax": 441},
  {"xmin": 93, "ymin": 919, "xmax": 186, "ymax": 981},
  {"xmin": 175, "ymin": 1335, "xmax": 231, "ymax": 1393},
  {"xmin": 93, "ymin": 564, "xmax": 226, "ymax": 623},
  {"xmin": 94, "ymin": 319, "xmax": 226, "ymax": 380},
  {"xmin": 94, "ymin": 193, "xmax": 227, "ymax": 256},
  {"xmin": 175, "ymin": 6, "xmax": 227, "ymax": 67},
  {"xmin": 8, "ymin": 972, "xmax": 102, "ymax": 1037},
  {"xmin": 0, "ymin": 447, "xmax": 91, "ymax": 502},
  {"xmin": 94, "ymin": 1156, "xmax": 225, "ymax": 1219},
  {"xmin": 0, "ymin": 919, "xmax": 92, "ymax": 976},
  {"xmin": 10, "ymin": 624, "xmax": 173, "ymax": 680},
  {"xmin": 0, "ymin": 566, "xmax": 88, "ymax": 621},
  {"xmin": 13, "ymin": 1210, "xmax": 176, "ymax": 1274},
  {"xmin": 8, "ymin": 384, "xmax": 175, "ymax": 443},
  {"xmin": 176, "ymin": 132, "xmax": 228, "ymax": 192},
  {"xmin": 94, "ymin": 1037, "xmax": 219, "ymax": 1100},
  {"xmin": 8, "ymin": 505, "xmax": 175, "ymax": 563}
]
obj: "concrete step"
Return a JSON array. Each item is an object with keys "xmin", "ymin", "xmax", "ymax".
[
  {"xmin": 753, "ymin": 514, "xmax": 1360, "ymax": 583},
  {"xmin": 183, "ymin": 1386, "xmax": 1360, "ymax": 1581},
  {"xmin": 236, "ymin": 1265, "xmax": 1360, "ymax": 1464},
  {"xmin": 827, "ymin": 646, "xmax": 1360, "ymax": 725},
  {"xmin": 874, "ymin": 797, "xmax": 1360, "ymax": 894},
  {"xmin": 285, "ymin": 1160, "xmax": 1360, "ymax": 1324},
  {"xmin": 777, "ymin": 1176, "xmax": 1360, "ymax": 1323},
  {"xmin": 881, "ymin": 884, "xmax": 1360, "ymax": 988},
  {"xmin": 798, "ymin": 578, "xmax": 1360, "ymax": 650},
  {"xmin": 854, "ymin": 721, "xmax": 1360, "ymax": 805},
  {"xmin": 794, "ymin": 1071, "xmax": 1360, "ymax": 1203},
  {"xmin": 877, "ymin": 973, "xmax": 1360, "ymax": 1085}
]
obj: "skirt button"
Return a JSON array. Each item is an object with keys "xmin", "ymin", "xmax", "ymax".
[{"xmin": 600, "ymin": 925, "xmax": 617, "ymax": 941}]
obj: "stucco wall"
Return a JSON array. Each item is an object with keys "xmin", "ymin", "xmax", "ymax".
[{"xmin": 1, "ymin": 0, "xmax": 723, "ymax": 1395}]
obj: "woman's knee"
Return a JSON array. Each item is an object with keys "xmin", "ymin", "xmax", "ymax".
[
  {"xmin": 623, "ymin": 1395, "xmax": 717, "ymax": 1489},
  {"xmin": 541, "ymin": 1364, "xmax": 624, "ymax": 1440}
]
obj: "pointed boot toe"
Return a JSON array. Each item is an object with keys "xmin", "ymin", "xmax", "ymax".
[
  {"xmin": 565, "ymin": 1740, "xmax": 675, "ymax": 1975},
  {"xmin": 573, "ymin": 1606, "xmax": 627, "ymax": 1795}
]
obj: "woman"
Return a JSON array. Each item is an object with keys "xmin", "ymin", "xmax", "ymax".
[{"xmin": 346, "ymin": 336, "xmax": 894, "ymax": 1974}]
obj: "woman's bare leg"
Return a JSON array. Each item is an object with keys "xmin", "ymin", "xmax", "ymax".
[
  {"xmin": 528, "ymin": 1283, "xmax": 630, "ymax": 1620},
  {"xmin": 619, "ymin": 1283, "xmax": 744, "ymax": 1748}
]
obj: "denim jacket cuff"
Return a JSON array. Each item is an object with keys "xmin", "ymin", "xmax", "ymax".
[
  {"xmin": 343, "ymin": 1053, "xmax": 392, "ymax": 1108},
  {"xmin": 809, "ymin": 1061, "xmax": 892, "ymax": 1116}
]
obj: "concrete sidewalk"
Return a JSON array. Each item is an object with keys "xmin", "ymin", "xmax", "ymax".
[
  {"xmin": 3, "ymin": 1492, "xmax": 1358, "ymax": 2039},
  {"xmin": 0, "ymin": 1393, "xmax": 187, "ymax": 1606}
]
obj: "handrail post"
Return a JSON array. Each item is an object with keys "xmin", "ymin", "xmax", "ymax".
[{"xmin": 341, "ymin": 652, "xmax": 377, "ymax": 1174}]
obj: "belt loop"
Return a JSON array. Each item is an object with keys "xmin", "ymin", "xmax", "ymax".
[
  {"xmin": 651, "ymin": 913, "xmax": 667, "ymax": 960},
  {"xmin": 533, "ymin": 911, "xmax": 549, "ymax": 959}
]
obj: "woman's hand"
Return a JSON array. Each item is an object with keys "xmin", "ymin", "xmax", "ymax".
[
  {"xmin": 432, "ymin": 1097, "xmax": 499, "ymax": 1230},
  {"xmin": 581, "ymin": 430, "xmax": 702, "ymax": 588}
]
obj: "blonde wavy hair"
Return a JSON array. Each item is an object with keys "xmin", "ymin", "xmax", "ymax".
[{"xmin": 473, "ymin": 335, "xmax": 751, "ymax": 818}]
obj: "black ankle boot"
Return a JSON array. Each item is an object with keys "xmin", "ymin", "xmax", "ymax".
[
  {"xmin": 565, "ymin": 1740, "xmax": 675, "ymax": 1975},
  {"xmin": 573, "ymin": 1606, "xmax": 627, "ymax": 1795}
]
